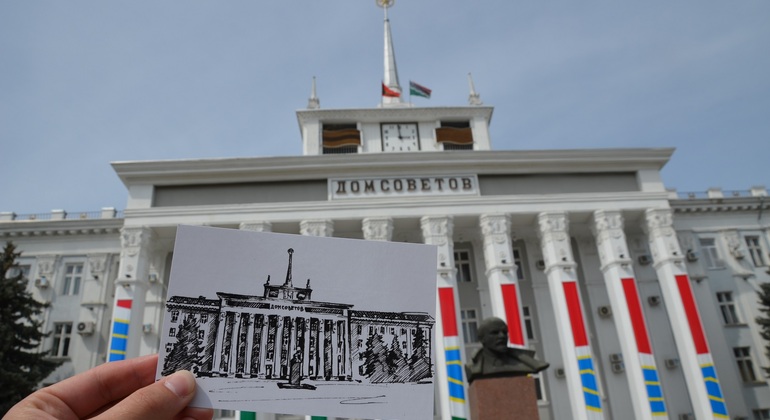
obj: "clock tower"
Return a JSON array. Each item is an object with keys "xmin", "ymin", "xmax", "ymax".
[{"xmin": 296, "ymin": 1, "xmax": 494, "ymax": 156}]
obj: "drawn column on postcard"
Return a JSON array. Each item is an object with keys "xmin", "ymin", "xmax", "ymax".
[{"xmin": 421, "ymin": 215, "xmax": 469, "ymax": 420}]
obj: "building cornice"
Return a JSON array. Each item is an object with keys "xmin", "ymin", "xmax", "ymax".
[
  {"xmin": 670, "ymin": 196, "xmax": 769, "ymax": 214},
  {"xmin": 295, "ymin": 106, "xmax": 495, "ymax": 125},
  {"xmin": 0, "ymin": 218, "xmax": 123, "ymax": 238},
  {"xmin": 112, "ymin": 148, "xmax": 675, "ymax": 188}
]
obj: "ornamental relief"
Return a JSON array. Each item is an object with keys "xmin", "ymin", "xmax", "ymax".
[
  {"xmin": 120, "ymin": 227, "xmax": 152, "ymax": 256},
  {"xmin": 480, "ymin": 214, "xmax": 509, "ymax": 244},
  {"xmin": 537, "ymin": 213, "xmax": 569, "ymax": 243},
  {"xmin": 420, "ymin": 216, "xmax": 453, "ymax": 245},
  {"xmin": 300, "ymin": 220, "xmax": 334, "ymax": 237},
  {"xmin": 644, "ymin": 209, "xmax": 675, "ymax": 238},
  {"xmin": 239, "ymin": 221, "xmax": 272, "ymax": 232},
  {"xmin": 362, "ymin": 218, "xmax": 393, "ymax": 241},
  {"xmin": 36, "ymin": 255, "xmax": 57, "ymax": 277},
  {"xmin": 87, "ymin": 254, "xmax": 109, "ymax": 276}
]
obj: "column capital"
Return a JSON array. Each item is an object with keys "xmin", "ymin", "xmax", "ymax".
[
  {"xmin": 590, "ymin": 210, "xmax": 632, "ymax": 271},
  {"xmin": 239, "ymin": 221, "xmax": 273, "ymax": 232},
  {"xmin": 362, "ymin": 217, "xmax": 394, "ymax": 241},
  {"xmin": 642, "ymin": 208, "xmax": 684, "ymax": 268},
  {"xmin": 536, "ymin": 212, "xmax": 576, "ymax": 272},
  {"xmin": 480, "ymin": 214, "xmax": 515, "ymax": 274},
  {"xmin": 300, "ymin": 219, "xmax": 334, "ymax": 237},
  {"xmin": 420, "ymin": 215, "xmax": 453, "ymax": 246}
]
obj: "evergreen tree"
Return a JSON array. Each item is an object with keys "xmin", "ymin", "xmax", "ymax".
[
  {"xmin": 386, "ymin": 336, "xmax": 409, "ymax": 382},
  {"xmin": 362, "ymin": 331, "xmax": 389, "ymax": 383},
  {"xmin": 408, "ymin": 326, "xmax": 431, "ymax": 382},
  {"xmin": 758, "ymin": 281, "xmax": 770, "ymax": 376},
  {"xmin": 0, "ymin": 242, "xmax": 60, "ymax": 415},
  {"xmin": 162, "ymin": 314, "xmax": 204, "ymax": 375}
]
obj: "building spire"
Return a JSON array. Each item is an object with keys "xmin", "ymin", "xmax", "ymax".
[
  {"xmin": 467, "ymin": 72, "xmax": 483, "ymax": 106},
  {"xmin": 379, "ymin": 0, "xmax": 403, "ymax": 107},
  {"xmin": 283, "ymin": 248, "xmax": 294, "ymax": 287},
  {"xmin": 307, "ymin": 76, "xmax": 320, "ymax": 109}
]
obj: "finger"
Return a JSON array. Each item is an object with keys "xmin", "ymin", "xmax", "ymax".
[
  {"xmin": 92, "ymin": 370, "xmax": 197, "ymax": 420},
  {"xmin": 39, "ymin": 354, "xmax": 158, "ymax": 418}
]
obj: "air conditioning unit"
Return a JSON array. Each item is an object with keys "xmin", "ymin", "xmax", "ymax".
[
  {"xmin": 554, "ymin": 367, "xmax": 566, "ymax": 378},
  {"xmin": 686, "ymin": 249, "xmax": 699, "ymax": 262},
  {"xmin": 638, "ymin": 255, "xmax": 652, "ymax": 265},
  {"xmin": 665, "ymin": 358, "xmax": 680, "ymax": 369},
  {"xmin": 647, "ymin": 295, "xmax": 661, "ymax": 306},
  {"xmin": 34, "ymin": 277, "xmax": 50, "ymax": 289},
  {"xmin": 611, "ymin": 361, "xmax": 625, "ymax": 373},
  {"xmin": 535, "ymin": 260, "xmax": 546, "ymax": 270},
  {"xmin": 598, "ymin": 305, "xmax": 612, "ymax": 318},
  {"xmin": 76, "ymin": 321, "xmax": 95, "ymax": 335},
  {"xmin": 679, "ymin": 413, "xmax": 695, "ymax": 420},
  {"xmin": 609, "ymin": 353, "xmax": 623, "ymax": 363},
  {"xmin": 142, "ymin": 323, "xmax": 153, "ymax": 334}
]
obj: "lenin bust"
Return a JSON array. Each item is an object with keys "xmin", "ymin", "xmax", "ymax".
[{"xmin": 465, "ymin": 317, "xmax": 549, "ymax": 383}]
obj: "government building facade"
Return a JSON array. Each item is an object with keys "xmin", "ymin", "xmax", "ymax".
[{"xmin": 2, "ymin": 8, "xmax": 770, "ymax": 420}]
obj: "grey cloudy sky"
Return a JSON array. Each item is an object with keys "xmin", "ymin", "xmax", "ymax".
[{"xmin": 1, "ymin": 1, "xmax": 768, "ymax": 215}]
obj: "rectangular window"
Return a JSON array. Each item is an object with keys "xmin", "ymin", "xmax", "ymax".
[
  {"xmin": 6, "ymin": 264, "xmax": 30, "ymax": 281},
  {"xmin": 716, "ymin": 292, "xmax": 742, "ymax": 325},
  {"xmin": 200, "ymin": 313, "xmax": 208, "ymax": 323},
  {"xmin": 533, "ymin": 372, "xmax": 547, "ymax": 402},
  {"xmin": 523, "ymin": 306, "xmax": 535, "ymax": 340},
  {"xmin": 61, "ymin": 263, "xmax": 83, "ymax": 295},
  {"xmin": 454, "ymin": 250, "xmax": 474, "ymax": 282},
  {"xmin": 746, "ymin": 236, "xmax": 766, "ymax": 267},
  {"xmin": 699, "ymin": 238, "xmax": 724, "ymax": 269},
  {"xmin": 512, "ymin": 248, "xmax": 524, "ymax": 280},
  {"xmin": 51, "ymin": 322, "xmax": 73, "ymax": 357},
  {"xmin": 754, "ymin": 408, "xmax": 770, "ymax": 420},
  {"xmin": 461, "ymin": 308, "xmax": 479, "ymax": 344},
  {"xmin": 169, "ymin": 328, "xmax": 176, "ymax": 337},
  {"xmin": 170, "ymin": 310, "xmax": 180, "ymax": 323},
  {"xmin": 734, "ymin": 346, "xmax": 758, "ymax": 383}
]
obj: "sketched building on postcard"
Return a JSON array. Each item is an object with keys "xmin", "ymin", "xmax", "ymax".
[{"xmin": 163, "ymin": 249, "xmax": 434, "ymax": 384}]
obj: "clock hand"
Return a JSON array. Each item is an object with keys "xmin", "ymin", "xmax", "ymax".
[{"xmin": 397, "ymin": 124, "xmax": 403, "ymax": 139}]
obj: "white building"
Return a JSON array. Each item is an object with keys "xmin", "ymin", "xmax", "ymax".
[{"xmin": 2, "ymin": 4, "xmax": 769, "ymax": 420}]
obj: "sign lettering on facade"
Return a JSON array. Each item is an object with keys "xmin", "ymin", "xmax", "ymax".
[{"xmin": 329, "ymin": 175, "xmax": 479, "ymax": 200}]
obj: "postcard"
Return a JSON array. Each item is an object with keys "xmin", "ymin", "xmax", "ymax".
[{"xmin": 156, "ymin": 225, "xmax": 438, "ymax": 420}]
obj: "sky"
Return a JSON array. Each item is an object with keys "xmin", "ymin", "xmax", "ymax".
[{"xmin": 1, "ymin": 1, "xmax": 769, "ymax": 215}]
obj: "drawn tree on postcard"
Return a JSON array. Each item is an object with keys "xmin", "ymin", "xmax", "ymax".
[
  {"xmin": 362, "ymin": 331, "xmax": 390, "ymax": 383},
  {"xmin": 163, "ymin": 314, "xmax": 204, "ymax": 375},
  {"xmin": 386, "ymin": 336, "xmax": 409, "ymax": 382},
  {"xmin": 409, "ymin": 326, "xmax": 431, "ymax": 382}
]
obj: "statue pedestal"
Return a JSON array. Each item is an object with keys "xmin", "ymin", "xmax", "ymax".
[{"xmin": 469, "ymin": 376, "xmax": 540, "ymax": 420}]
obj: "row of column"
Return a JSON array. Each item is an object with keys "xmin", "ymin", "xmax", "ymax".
[{"xmin": 113, "ymin": 209, "xmax": 728, "ymax": 420}]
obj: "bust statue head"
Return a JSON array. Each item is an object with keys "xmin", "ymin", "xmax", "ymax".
[
  {"xmin": 477, "ymin": 317, "xmax": 509, "ymax": 354},
  {"xmin": 465, "ymin": 317, "xmax": 549, "ymax": 383}
]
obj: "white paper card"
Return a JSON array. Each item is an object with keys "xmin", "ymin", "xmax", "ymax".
[{"xmin": 157, "ymin": 225, "xmax": 437, "ymax": 420}]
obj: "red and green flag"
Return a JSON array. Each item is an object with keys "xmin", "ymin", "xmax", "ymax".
[
  {"xmin": 409, "ymin": 80, "xmax": 431, "ymax": 98},
  {"xmin": 382, "ymin": 82, "xmax": 401, "ymax": 98}
]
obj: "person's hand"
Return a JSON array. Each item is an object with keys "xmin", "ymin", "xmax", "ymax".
[{"xmin": 4, "ymin": 354, "xmax": 213, "ymax": 420}]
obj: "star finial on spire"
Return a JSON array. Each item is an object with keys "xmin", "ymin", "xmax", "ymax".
[{"xmin": 468, "ymin": 72, "xmax": 483, "ymax": 106}]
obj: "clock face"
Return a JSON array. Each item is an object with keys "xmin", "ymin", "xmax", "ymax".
[{"xmin": 381, "ymin": 123, "xmax": 420, "ymax": 152}]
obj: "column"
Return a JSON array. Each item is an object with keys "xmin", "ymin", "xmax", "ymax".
[
  {"xmin": 108, "ymin": 226, "xmax": 154, "ymax": 361},
  {"xmin": 643, "ymin": 208, "xmax": 728, "ymax": 419},
  {"xmin": 591, "ymin": 210, "xmax": 666, "ymax": 419},
  {"xmin": 300, "ymin": 220, "xmax": 334, "ymax": 237},
  {"xmin": 421, "ymin": 215, "xmax": 469, "ymax": 420},
  {"xmin": 479, "ymin": 214, "xmax": 527, "ymax": 347},
  {"xmin": 362, "ymin": 217, "xmax": 393, "ymax": 241},
  {"xmin": 537, "ymin": 212, "xmax": 603, "ymax": 420}
]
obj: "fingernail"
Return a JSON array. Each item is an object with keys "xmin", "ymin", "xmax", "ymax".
[{"xmin": 164, "ymin": 370, "xmax": 195, "ymax": 398}]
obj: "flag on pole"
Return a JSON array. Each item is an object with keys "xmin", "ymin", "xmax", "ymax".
[
  {"xmin": 409, "ymin": 80, "xmax": 431, "ymax": 99},
  {"xmin": 382, "ymin": 82, "xmax": 401, "ymax": 98}
]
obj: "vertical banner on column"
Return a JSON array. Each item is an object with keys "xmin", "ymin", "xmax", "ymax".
[
  {"xmin": 621, "ymin": 278, "xmax": 667, "ymax": 417},
  {"xmin": 438, "ymin": 287, "xmax": 467, "ymax": 420},
  {"xmin": 108, "ymin": 297, "xmax": 132, "ymax": 362},
  {"xmin": 500, "ymin": 283, "xmax": 525, "ymax": 347},
  {"xmin": 675, "ymin": 275, "xmax": 728, "ymax": 418},
  {"xmin": 562, "ymin": 281, "xmax": 603, "ymax": 418}
]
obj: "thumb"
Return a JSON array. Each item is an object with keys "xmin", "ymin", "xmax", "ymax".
[{"xmin": 94, "ymin": 370, "xmax": 198, "ymax": 420}]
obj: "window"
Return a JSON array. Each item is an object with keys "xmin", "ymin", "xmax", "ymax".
[
  {"xmin": 170, "ymin": 310, "xmax": 179, "ymax": 323},
  {"xmin": 523, "ymin": 306, "xmax": 536, "ymax": 340},
  {"xmin": 436, "ymin": 121, "xmax": 473, "ymax": 150},
  {"xmin": 61, "ymin": 263, "xmax": 83, "ymax": 295},
  {"xmin": 512, "ymin": 248, "xmax": 524, "ymax": 280},
  {"xmin": 197, "ymin": 330, "xmax": 205, "ymax": 340},
  {"xmin": 322, "ymin": 123, "xmax": 360, "ymax": 154},
  {"xmin": 200, "ymin": 313, "xmax": 208, "ymax": 323},
  {"xmin": 734, "ymin": 347, "xmax": 758, "ymax": 383},
  {"xmin": 51, "ymin": 322, "xmax": 73, "ymax": 357},
  {"xmin": 461, "ymin": 309, "xmax": 479, "ymax": 344},
  {"xmin": 754, "ymin": 408, "xmax": 770, "ymax": 420},
  {"xmin": 716, "ymin": 292, "xmax": 742, "ymax": 325},
  {"xmin": 165, "ymin": 343, "xmax": 173, "ymax": 352},
  {"xmin": 454, "ymin": 250, "xmax": 474, "ymax": 282},
  {"xmin": 533, "ymin": 372, "xmax": 547, "ymax": 402},
  {"xmin": 169, "ymin": 328, "xmax": 176, "ymax": 337},
  {"xmin": 699, "ymin": 238, "xmax": 724, "ymax": 269},
  {"xmin": 745, "ymin": 236, "xmax": 766, "ymax": 267},
  {"xmin": 6, "ymin": 264, "xmax": 30, "ymax": 281}
]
